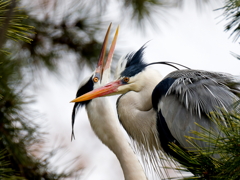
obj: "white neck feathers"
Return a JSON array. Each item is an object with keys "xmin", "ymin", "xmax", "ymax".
[
  {"xmin": 86, "ymin": 97, "xmax": 147, "ymax": 180},
  {"xmin": 117, "ymin": 68, "xmax": 163, "ymax": 150}
]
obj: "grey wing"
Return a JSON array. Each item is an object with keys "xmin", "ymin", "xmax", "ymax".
[
  {"xmin": 160, "ymin": 95, "xmax": 218, "ymax": 149},
  {"xmin": 157, "ymin": 70, "xmax": 240, "ymax": 149}
]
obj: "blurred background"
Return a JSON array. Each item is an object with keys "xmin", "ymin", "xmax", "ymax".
[{"xmin": 0, "ymin": 0, "xmax": 240, "ymax": 179}]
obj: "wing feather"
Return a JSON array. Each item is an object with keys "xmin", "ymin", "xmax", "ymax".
[
  {"xmin": 155, "ymin": 69, "xmax": 240, "ymax": 149},
  {"xmin": 165, "ymin": 70, "xmax": 240, "ymax": 115}
]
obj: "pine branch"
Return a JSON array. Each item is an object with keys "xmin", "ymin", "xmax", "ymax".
[
  {"xmin": 217, "ymin": 0, "xmax": 240, "ymax": 42},
  {"xmin": 0, "ymin": 149, "xmax": 25, "ymax": 180},
  {"xmin": 0, "ymin": 0, "xmax": 33, "ymax": 49},
  {"xmin": 169, "ymin": 105, "xmax": 240, "ymax": 179},
  {"xmin": 0, "ymin": 0, "xmax": 15, "ymax": 49}
]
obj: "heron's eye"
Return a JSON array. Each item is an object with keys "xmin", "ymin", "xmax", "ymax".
[
  {"xmin": 93, "ymin": 77, "xmax": 99, "ymax": 83},
  {"xmin": 123, "ymin": 77, "xmax": 129, "ymax": 83}
]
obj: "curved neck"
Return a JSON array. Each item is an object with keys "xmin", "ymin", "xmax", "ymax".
[
  {"xmin": 108, "ymin": 127, "xmax": 147, "ymax": 180},
  {"xmin": 117, "ymin": 69, "xmax": 163, "ymax": 151},
  {"xmin": 86, "ymin": 98, "xmax": 147, "ymax": 180}
]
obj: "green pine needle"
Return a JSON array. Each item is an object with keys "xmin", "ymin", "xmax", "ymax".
[{"xmin": 169, "ymin": 106, "xmax": 240, "ymax": 179}]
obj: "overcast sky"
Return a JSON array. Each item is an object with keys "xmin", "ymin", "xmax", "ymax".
[{"xmin": 34, "ymin": 1, "xmax": 240, "ymax": 180}]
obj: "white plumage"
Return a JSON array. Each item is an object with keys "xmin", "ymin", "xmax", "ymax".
[{"xmin": 71, "ymin": 25, "xmax": 147, "ymax": 180}]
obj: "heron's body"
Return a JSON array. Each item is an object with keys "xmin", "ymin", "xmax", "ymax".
[
  {"xmin": 71, "ymin": 25, "xmax": 147, "ymax": 180},
  {"xmin": 73, "ymin": 45, "xmax": 240, "ymax": 177},
  {"xmin": 154, "ymin": 70, "xmax": 240, "ymax": 151},
  {"xmin": 71, "ymin": 21, "xmax": 240, "ymax": 178},
  {"xmin": 117, "ymin": 66, "xmax": 240, "ymax": 164}
]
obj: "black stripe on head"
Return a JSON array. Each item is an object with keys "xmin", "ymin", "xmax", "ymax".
[
  {"xmin": 71, "ymin": 75, "xmax": 94, "ymax": 140},
  {"xmin": 120, "ymin": 45, "xmax": 147, "ymax": 77}
]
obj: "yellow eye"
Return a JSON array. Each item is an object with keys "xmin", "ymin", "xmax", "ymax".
[
  {"xmin": 93, "ymin": 77, "xmax": 99, "ymax": 83},
  {"xmin": 123, "ymin": 77, "xmax": 129, "ymax": 83}
]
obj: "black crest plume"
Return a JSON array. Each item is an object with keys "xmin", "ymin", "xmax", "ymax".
[
  {"xmin": 121, "ymin": 45, "xmax": 147, "ymax": 77},
  {"xmin": 71, "ymin": 76, "xmax": 94, "ymax": 140}
]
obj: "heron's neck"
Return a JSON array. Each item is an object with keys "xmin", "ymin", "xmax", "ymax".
[
  {"xmin": 117, "ymin": 69, "xmax": 163, "ymax": 150},
  {"xmin": 86, "ymin": 98, "xmax": 147, "ymax": 180}
]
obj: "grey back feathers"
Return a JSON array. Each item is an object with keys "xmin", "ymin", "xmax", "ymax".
[
  {"xmin": 164, "ymin": 70, "xmax": 240, "ymax": 116},
  {"xmin": 153, "ymin": 69, "xmax": 240, "ymax": 153}
]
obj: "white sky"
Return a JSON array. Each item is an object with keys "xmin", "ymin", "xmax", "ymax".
[{"xmin": 33, "ymin": 1, "xmax": 240, "ymax": 180}]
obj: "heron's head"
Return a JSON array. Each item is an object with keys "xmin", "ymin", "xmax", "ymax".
[
  {"xmin": 72, "ymin": 24, "xmax": 119, "ymax": 105},
  {"xmin": 71, "ymin": 24, "xmax": 119, "ymax": 138},
  {"xmin": 70, "ymin": 45, "xmax": 161, "ymax": 103}
]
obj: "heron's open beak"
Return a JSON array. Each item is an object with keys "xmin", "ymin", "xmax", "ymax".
[
  {"xmin": 95, "ymin": 24, "xmax": 119, "ymax": 81},
  {"xmin": 70, "ymin": 79, "xmax": 122, "ymax": 102},
  {"xmin": 95, "ymin": 23, "xmax": 112, "ymax": 80},
  {"xmin": 70, "ymin": 24, "xmax": 120, "ymax": 103},
  {"xmin": 104, "ymin": 26, "xmax": 119, "ymax": 71}
]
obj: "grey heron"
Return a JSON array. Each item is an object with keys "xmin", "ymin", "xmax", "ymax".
[
  {"xmin": 71, "ymin": 43, "xmax": 240, "ymax": 176},
  {"xmin": 71, "ymin": 24, "xmax": 147, "ymax": 180}
]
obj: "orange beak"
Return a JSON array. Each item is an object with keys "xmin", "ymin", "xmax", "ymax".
[
  {"xmin": 95, "ymin": 24, "xmax": 119, "ymax": 82},
  {"xmin": 95, "ymin": 23, "xmax": 112, "ymax": 80},
  {"xmin": 104, "ymin": 25, "xmax": 119, "ymax": 71},
  {"xmin": 70, "ymin": 80, "xmax": 122, "ymax": 102},
  {"xmin": 70, "ymin": 24, "xmax": 120, "ymax": 103}
]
